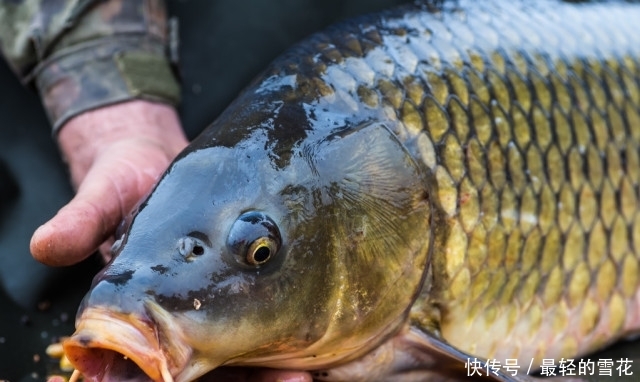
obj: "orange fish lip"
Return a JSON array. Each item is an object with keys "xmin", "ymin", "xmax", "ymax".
[{"xmin": 63, "ymin": 305, "xmax": 191, "ymax": 382}]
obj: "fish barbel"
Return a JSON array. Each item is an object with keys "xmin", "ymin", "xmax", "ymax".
[{"xmin": 63, "ymin": 0, "xmax": 640, "ymax": 381}]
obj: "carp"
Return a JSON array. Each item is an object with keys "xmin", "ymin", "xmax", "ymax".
[{"xmin": 63, "ymin": 0, "xmax": 640, "ymax": 381}]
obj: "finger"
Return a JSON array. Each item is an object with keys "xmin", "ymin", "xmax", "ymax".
[
  {"xmin": 31, "ymin": 152, "xmax": 149, "ymax": 266},
  {"xmin": 201, "ymin": 367, "xmax": 313, "ymax": 382},
  {"xmin": 99, "ymin": 236, "xmax": 115, "ymax": 263},
  {"xmin": 250, "ymin": 369, "xmax": 313, "ymax": 382},
  {"xmin": 30, "ymin": 191, "xmax": 117, "ymax": 266}
]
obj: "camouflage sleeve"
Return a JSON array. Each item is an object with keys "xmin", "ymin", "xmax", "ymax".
[{"xmin": 0, "ymin": 0, "xmax": 180, "ymax": 132}]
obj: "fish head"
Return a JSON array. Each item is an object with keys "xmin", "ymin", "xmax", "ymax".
[{"xmin": 63, "ymin": 104, "xmax": 431, "ymax": 381}]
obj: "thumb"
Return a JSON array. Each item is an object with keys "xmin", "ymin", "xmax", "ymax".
[
  {"xmin": 30, "ymin": 142, "xmax": 166, "ymax": 266},
  {"xmin": 30, "ymin": 174, "xmax": 122, "ymax": 266}
]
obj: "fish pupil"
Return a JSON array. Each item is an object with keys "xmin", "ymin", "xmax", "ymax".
[{"xmin": 253, "ymin": 246, "xmax": 271, "ymax": 263}]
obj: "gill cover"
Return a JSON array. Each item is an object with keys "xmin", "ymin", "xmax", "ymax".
[{"xmin": 263, "ymin": 120, "xmax": 433, "ymax": 365}]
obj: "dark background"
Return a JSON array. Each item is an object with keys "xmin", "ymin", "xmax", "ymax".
[{"xmin": 0, "ymin": 0, "xmax": 637, "ymax": 381}]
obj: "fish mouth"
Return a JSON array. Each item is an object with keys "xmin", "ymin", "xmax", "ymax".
[{"xmin": 63, "ymin": 305, "xmax": 191, "ymax": 382}]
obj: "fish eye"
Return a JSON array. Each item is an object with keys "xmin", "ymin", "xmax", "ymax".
[{"xmin": 227, "ymin": 211, "xmax": 282, "ymax": 267}]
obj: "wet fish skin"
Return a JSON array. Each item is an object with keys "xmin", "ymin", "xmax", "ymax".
[{"xmin": 64, "ymin": 0, "xmax": 640, "ymax": 381}]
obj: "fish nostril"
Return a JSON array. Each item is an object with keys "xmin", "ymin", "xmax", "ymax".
[
  {"xmin": 192, "ymin": 245, "xmax": 204, "ymax": 256},
  {"xmin": 178, "ymin": 237, "xmax": 206, "ymax": 258}
]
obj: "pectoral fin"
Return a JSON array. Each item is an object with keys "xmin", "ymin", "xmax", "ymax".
[
  {"xmin": 397, "ymin": 327, "xmax": 587, "ymax": 382},
  {"xmin": 313, "ymin": 324, "xmax": 587, "ymax": 382}
]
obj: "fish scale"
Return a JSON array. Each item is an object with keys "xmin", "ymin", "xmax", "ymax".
[
  {"xmin": 268, "ymin": 0, "xmax": 640, "ymax": 366},
  {"xmin": 63, "ymin": 0, "xmax": 640, "ymax": 380}
]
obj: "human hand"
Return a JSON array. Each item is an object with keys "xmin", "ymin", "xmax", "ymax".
[{"xmin": 30, "ymin": 100, "xmax": 189, "ymax": 266}]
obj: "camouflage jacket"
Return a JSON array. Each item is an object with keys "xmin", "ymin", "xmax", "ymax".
[{"xmin": 0, "ymin": 0, "xmax": 180, "ymax": 132}]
